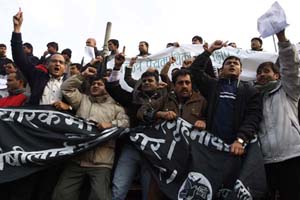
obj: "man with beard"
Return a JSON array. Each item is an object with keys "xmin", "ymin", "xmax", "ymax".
[
  {"xmin": 138, "ymin": 69, "xmax": 207, "ymax": 129},
  {"xmin": 137, "ymin": 69, "xmax": 207, "ymax": 200}
]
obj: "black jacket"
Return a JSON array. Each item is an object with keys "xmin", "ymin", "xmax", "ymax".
[
  {"xmin": 190, "ymin": 50, "xmax": 262, "ymax": 142},
  {"xmin": 11, "ymin": 32, "xmax": 66, "ymax": 105}
]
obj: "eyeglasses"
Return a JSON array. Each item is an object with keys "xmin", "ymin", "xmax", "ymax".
[{"xmin": 50, "ymin": 59, "xmax": 65, "ymax": 64}]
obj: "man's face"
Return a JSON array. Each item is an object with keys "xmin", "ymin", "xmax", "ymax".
[
  {"xmin": 141, "ymin": 76, "xmax": 158, "ymax": 92},
  {"xmin": 256, "ymin": 66, "xmax": 279, "ymax": 85},
  {"xmin": 5, "ymin": 63, "xmax": 17, "ymax": 74},
  {"xmin": 47, "ymin": 45, "xmax": 57, "ymax": 54},
  {"xmin": 62, "ymin": 54, "xmax": 70, "ymax": 62},
  {"xmin": 108, "ymin": 41, "xmax": 117, "ymax": 51},
  {"xmin": 48, "ymin": 54, "xmax": 66, "ymax": 78},
  {"xmin": 0, "ymin": 47, "xmax": 7, "ymax": 57},
  {"xmin": 251, "ymin": 40, "xmax": 262, "ymax": 51},
  {"xmin": 6, "ymin": 73, "xmax": 23, "ymax": 93},
  {"xmin": 86, "ymin": 38, "xmax": 96, "ymax": 47},
  {"xmin": 221, "ymin": 58, "xmax": 242, "ymax": 78},
  {"xmin": 69, "ymin": 65, "xmax": 80, "ymax": 76},
  {"xmin": 90, "ymin": 80, "xmax": 107, "ymax": 96},
  {"xmin": 192, "ymin": 39, "xmax": 202, "ymax": 45},
  {"xmin": 23, "ymin": 46, "xmax": 31, "ymax": 54},
  {"xmin": 174, "ymin": 75, "xmax": 192, "ymax": 100},
  {"xmin": 138, "ymin": 42, "xmax": 148, "ymax": 54}
]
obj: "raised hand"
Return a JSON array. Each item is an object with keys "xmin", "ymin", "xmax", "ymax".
[
  {"xmin": 207, "ymin": 40, "xmax": 226, "ymax": 54},
  {"xmin": 114, "ymin": 53, "xmax": 125, "ymax": 70},
  {"xmin": 13, "ymin": 10, "xmax": 23, "ymax": 33},
  {"xmin": 276, "ymin": 29, "xmax": 287, "ymax": 42},
  {"xmin": 81, "ymin": 67, "xmax": 97, "ymax": 78},
  {"xmin": 169, "ymin": 56, "xmax": 176, "ymax": 64},
  {"xmin": 129, "ymin": 57, "xmax": 137, "ymax": 67}
]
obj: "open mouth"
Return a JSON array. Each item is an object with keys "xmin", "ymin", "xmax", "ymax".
[
  {"xmin": 54, "ymin": 67, "xmax": 60, "ymax": 72},
  {"xmin": 258, "ymin": 77, "xmax": 267, "ymax": 83}
]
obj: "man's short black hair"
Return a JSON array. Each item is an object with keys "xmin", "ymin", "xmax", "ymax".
[
  {"xmin": 166, "ymin": 43, "xmax": 174, "ymax": 48},
  {"xmin": 141, "ymin": 71, "xmax": 159, "ymax": 82},
  {"xmin": 140, "ymin": 41, "xmax": 149, "ymax": 48},
  {"xmin": 172, "ymin": 69, "xmax": 191, "ymax": 84},
  {"xmin": 251, "ymin": 37, "xmax": 263, "ymax": 45},
  {"xmin": 47, "ymin": 42, "xmax": 59, "ymax": 51},
  {"xmin": 222, "ymin": 56, "xmax": 242, "ymax": 68},
  {"xmin": 108, "ymin": 39, "xmax": 119, "ymax": 48},
  {"xmin": 14, "ymin": 70, "xmax": 27, "ymax": 87},
  {"xmin": 89, "ymin": 76, "xmax": 104, "ymax": 85},
  {"xmin": 0, "ymin": 43, "xmax": 7, "ymax": 48},
  {"xmin": 71, "ymin": 63, "xmax": 82, "ymax": 71},
  {"xmin": 61, "ymin": 48, "xmax": 72, "ymax": 59},
  {"xmin": 6, "ymin": 60, "xmax": 17, "ymax": 68},
  {"xmin": 192, "ymin": 35, "xmax": 203, "ymax": 44},
  {"xmin": 256, "ymin": 61, "xmax": 279, "ymax": 75},
  {"xmin": 23, "ymin": 42, "xmax": 33, "ymax": 50}
]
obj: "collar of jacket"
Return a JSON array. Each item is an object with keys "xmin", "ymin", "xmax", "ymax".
[
  {"xmin": 169, "ymin": 90, "xmax": 203, "ymax": 104},
  {"xmin": 49, "ymin": 74, "xmax": 64, "ymax": 81},
  {"xmin": 268, "ymin": 80, "xmax": 282, "ymax": 95},
  {"xmin": 219, "ymin": 77, "xmax": 239, "ymax": 86},
  {"xmin": 8, "ymin": 88, "xmax": 26, "ymax": 96},
  {"xmin": 89, "ymin": 94, "xmax": 112, "ymax": 104},
  {"xmin": 138, "ymin": 89, "xmax": 161, "ymax": 100}
]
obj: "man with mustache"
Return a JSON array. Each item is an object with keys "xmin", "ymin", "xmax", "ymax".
[
  {"xmin": 138, "ymin": 69, "xmax": 207, "ymax": 130},
  {"xmin": 137, "ymin": 69, "xmax": 207, "ymax": 200},
  {"xmin": 12, "ymin": 10, "xmax": 69, "ymax": 110},
  {"xmin": 10, "ymin": 10, "xmax": 72, "ymax": 200}
]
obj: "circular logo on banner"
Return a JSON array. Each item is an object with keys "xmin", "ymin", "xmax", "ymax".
[{"xmin": 178, "ymin": 172, "xmax": 212, "ymax": 200}]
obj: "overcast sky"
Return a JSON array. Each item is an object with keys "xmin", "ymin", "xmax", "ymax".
[{"xmin": 0, "ymin": 0, "xmax": 299, "ymax": 62}]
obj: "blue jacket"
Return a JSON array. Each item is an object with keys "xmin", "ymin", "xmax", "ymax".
[{"xmin": 190, "ymin": 50, "xmax": 262, "ymax": 143}]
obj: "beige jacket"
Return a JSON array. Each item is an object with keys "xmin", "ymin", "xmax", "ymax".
[{"xmin": 61, "ymin": 74, "xmax": 129, "ymax": 168}]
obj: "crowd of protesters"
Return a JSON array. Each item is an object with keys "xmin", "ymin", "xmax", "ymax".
[{"xmin": 0, "ymin": 9, "xmax": 299, "ymax": 200}]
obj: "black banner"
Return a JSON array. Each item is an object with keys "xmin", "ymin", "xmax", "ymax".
[
  {"xmin": 0, "ymin": 107, "xmax": 267, "ymax": 199},
  {"xmin": 0, "ymin": 106, "xmax": 126, "ymax": 183},
  {"xmin": 129, "ymin": 118, "xmax": 267, "ymax": 200}
]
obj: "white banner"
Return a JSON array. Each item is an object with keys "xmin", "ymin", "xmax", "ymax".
[{"xmin": 107, "ymin": 44, "xmax": 279, "ymax": 91}]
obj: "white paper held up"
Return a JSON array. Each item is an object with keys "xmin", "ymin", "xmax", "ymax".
[{"xmin": 257, "ymin": 1, "xmax": 289, "ymax": 38}]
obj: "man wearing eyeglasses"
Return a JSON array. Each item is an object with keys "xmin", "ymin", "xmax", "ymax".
[
  {"xmin": 11, "ymin": 10, "xmax": 69, "ymax": 111},
  {"xmin": 9, "ymin": 10, "xmax": 71, "ymax": 200}
]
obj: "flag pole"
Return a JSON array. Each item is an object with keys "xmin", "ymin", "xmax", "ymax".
[
  {"xmin": 102, "ymin": 22, "xmax": 112, "ymax": 57},
  {"xmin": 272, "ymin": 34, "xmax": 278, "ymax": 52}
]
